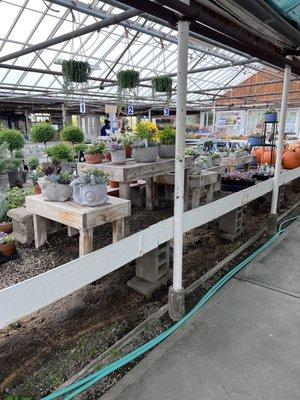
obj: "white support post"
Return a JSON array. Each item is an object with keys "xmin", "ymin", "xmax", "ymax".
[
  {"xmin": 168, "ymin": 2, "xmax": 190, "ymax": 321},
  {"xmin": 62, "ymin": 103, "xmax": 66, "ymax": 127},
  {"xmin": 295, "ymin": 108, "xmax": 300, "ymax": 138},
  {"xmin": 268, "ymin": 56, "xmax": 292, "ymax": 234}
]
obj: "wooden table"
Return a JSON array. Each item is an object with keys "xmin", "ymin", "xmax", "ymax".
[
  {"xmin": 77, "ymin": 157, "xmax": 194, "ymax": 210},
  {"xmin": 221, "ymin": 155, "xmax": 252, "ymax": 172},
  {"xmin": 26, "ymin": 195, "xmax": 131, "ymax": 257},
  {"xmin": 205, "ymin": 164, "xmax": 226, "ymax": 192}
]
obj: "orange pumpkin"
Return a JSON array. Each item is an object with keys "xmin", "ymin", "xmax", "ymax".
[
  {"xmin": 282, "ymin": 148, "xmax": 300, "ymax": 169},
  {"xmin": 261, "ymin": 149, "xmax": 276, "ymax": 165},
  {"xmin": 251, "ymin": 146, "xmax": 264, "ymax": 163}
]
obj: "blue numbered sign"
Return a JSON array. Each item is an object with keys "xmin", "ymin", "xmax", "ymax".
[
  {"xmin": 163, "ymin": 107, "xmax": 169, "ymax": 116},
  {"xmin": 80, "ymin": 102, "xmax": 86, "ymax": 114},
  {"xmin": 127, "ymin": 105, "xmax": 134, "ymax": 116}
]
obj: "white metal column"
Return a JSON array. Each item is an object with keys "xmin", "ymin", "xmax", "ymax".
[
  {"xmin": 168, "ymin": 2, "xmax": 190, "ymax": 321},
  {"xmin": 269, "ymin": 56, "xmax": 292, "ymax": 232}
]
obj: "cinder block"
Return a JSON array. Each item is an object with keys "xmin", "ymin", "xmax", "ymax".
[
  {"xmin": 219, "ymin": 207, "xmax": 243, "ymax": 242},
  {"xmin": 130, "ymin": 184, "xmax": 145, "ymax": 207}
]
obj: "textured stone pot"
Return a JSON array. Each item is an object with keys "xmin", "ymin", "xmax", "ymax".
[
  {"xmin": 85, "ymin": 153, "xmax": 103, "ymax": 164},
  {"xmin": 111, "ymin": 149, "xmax": 126, "ymax": 165},
  {"xmin": 201, "ymin": 155, "xmax": 212, "ymax": 168},
  {"xmin": 71, "ymin": 181, "xmax": 108, "ymax": 207},
  {"xmin": 0, "ymin": 242, "xmax": 15, "ymax": 257},
  {"xmin": 38, "ymin": 177, "xmax": 73, "ymax": 202},
  {"xmin": 158, "ymin": 144, "xmax": 175, "ymax": 159},
  {"xmin": 212, "ymin": 156, "xmax": 220, "ymax": 166},
  {"xmin": 133, "ymin": 146, "xmax": 158, "ymax": 163},
  {"xmin": 0, "ymin": 222, "xmax": 13, "ymax": 234}
]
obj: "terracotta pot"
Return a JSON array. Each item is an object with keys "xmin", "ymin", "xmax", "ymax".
[
  {"xmin": 34, "ymin": 183, "xmax": 41, "ymax": 195},
  {"xmin": 109, "ymin": 180, "xmax": 119, "ymax": 188},
  {"xmin": 125, "ymin": 146, "xmax": 133, "ymax": 158},
  {"xmin": 0, "ymin": 242, "xmax": 15, "ymax": 257},
  {"xmin": 85, "ymin": 153, "xmax": 103, "ymax": 164},
  {"xmin": 0, "ymin": 222, "xmax": 13, "ymax": 234},
  {"xmin": 104, "ymin": 152, "xmax": 111, "ymax": 162}
]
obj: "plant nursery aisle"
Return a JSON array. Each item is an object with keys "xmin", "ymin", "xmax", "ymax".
[{"xmin": 101, "ymin": 220, "xmax": 300, "ymax": 400}]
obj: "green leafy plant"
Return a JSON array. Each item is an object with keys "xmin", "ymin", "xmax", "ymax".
[
  {"xmin": 134, "ymin": 120, "xmax": 158, "ymax": 147},
  {"xmin": 117, "ymin": 70, "xmax": 140, "ymax": 90},
  {"xmin": 185, "ymin": 147, "xmax": 196, "ymax": 156},
  {"xmin": 48, "ymin": 170, "xmax": 73, "ymax": 185},
  {"xmin": 85, "ymin": 142, "xmax": 107, "ymax": 155},
  {"xmin": 30, "ymin": 123, "xmax": 55, "ymax": 147},
  {"xmin": 28, "ymin": 166, "xmax": 44, "ymax": 185},
  {"xmin": 0, "ymin": 129, "xmax": 25, "ymax": 156},
  {"xmin": 119, "ymin": 132, "xmax": 134, "ymax": 147},
  {"xmin": 154, "ymin": 126, "xmax": 176, "ymax": 144},
  {"xmin": 60, "ymin": 125, "xmax": 84, "ymax": 145},
  {"xmin": 265, "ymin": 107, "xmax": 277, "ymax": 115},
  {"xmin": 3, "ymin": 187, "xmax": 34, "ymax": 211},
  {"xmin": 73, "ymin": 143, "xmax": 88, "ymax": 154},
  {"xmin": 0, "ymin": 232, "xmax": 14, "ymax": 244},
  {"xmin": 0, "ymin": 195, "xmax": 9, "ymax": 222},
  {"xmin": 27, "ymin": 157, "xmax": 39, "ymax": 171},
  {"xmin": 77, "ymin": 168, "xmax": 109, "ymax": 185},
  {"xmin": 152, "ymin": 76, "xmax": 172, "ymax": 98},
  {"xmin": 0, "ymin": 142, "xmax": 9, "ymax": 174},
  {"xmin": 46, "ymin": 143, "xmax": 73, "ymax": 165},
  {"xmin": 4, "ymin": 396, "xmax": 32, "ymax": 400},
  {"xmin": 62, "ymin": 60, "xmax": 91, "ymax": 83}
]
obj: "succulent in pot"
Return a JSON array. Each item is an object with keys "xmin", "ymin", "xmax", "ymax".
[
  {"xmin": 132, "ymin": 121, "xmax": 158, "ymax": 163},
  {"xmin": 85, "ymin": 142, "xmax": 107, "ymax": 164},
  {"xmin": 71, "ymin": 168, "xmax": 109, "ymax": 207},
  {"xmin": 28, "ymin": 165, "xmax": 44, "ymax": 194},
  {"xmin": 38, "ymin": 168, "xmax": 73, "ymax": 202},
  {"xmin": 0, "ymin": 232, "xmax": 15, "ymax": 257},
  {"xmin": 108, "ymin": 138, "xmax": 126, "ymax": 165},
  {"xmin": 154, "ymin": 126, "xmax": 176, "ymax": 158}
]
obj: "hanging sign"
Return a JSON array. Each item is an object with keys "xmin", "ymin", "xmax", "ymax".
[
  {"xmin": 127, "ymin": 105, "xmax": 134, "ymax": 116},
  {"xmin": 163, "ymin": 107, "xmax": 170, "ymax": 116},
  {"xmin": 80, "ymin": 102, "xmax": 86, "ymax": 114}
]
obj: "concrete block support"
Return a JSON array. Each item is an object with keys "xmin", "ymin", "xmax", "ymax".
[
  {"xmin": 127, "ymin": 242, "xmax": 170, "ymax": 299},
  {"xmin": 219, "ymin": 207, "xmax": 243, "ymax": 242}
]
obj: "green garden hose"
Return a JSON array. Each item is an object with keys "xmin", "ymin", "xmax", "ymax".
[{"xmin": 43, "ymin": 216, "xmax": 299, "ymax": 400}]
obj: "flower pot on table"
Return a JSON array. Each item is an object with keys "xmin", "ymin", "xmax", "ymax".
[
  {"xmin": 0, "ymin": 242, "xmax": 15, "ymax": 257},
  {"xmin": 133, "ymin": 146, "xmax": 158, "ymax": 163},
  {"xmin": 264, "ymin": 113, "xmax": 277, "ymax": 123},
  {"xmin": 111, "ymin": 149, "xmax": 126, "ymax": 165},
  {"xmin": 158, "ymin": 144, "xmax": 175, "ymax": 159},
  {"xmin": 71, "ymin": 181, "xmax": 108, "ymax": 207},
  {"xmin": 38, "ymin": 177, "xmax": 73, "ymax": 202},
  {"xmin": 0, "ymin": 222, "xmax": 13, "ymax": 234},
  {"xmin": 248, "ymin": 136, "xmax": 264, "ymax": 146},
  {"xmin": 85, "ymin": 154, "xmax": 103, "ymax": 164}
]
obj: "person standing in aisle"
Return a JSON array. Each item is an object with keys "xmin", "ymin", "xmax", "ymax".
[{"xmin": 100, "ymin": 119, "xmax": 111, "ymax": 137}]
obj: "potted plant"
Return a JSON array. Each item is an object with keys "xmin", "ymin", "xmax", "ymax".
[
  {"xmin": 0, "ymin": 129, "xmax": 25, "ymax": 187},
  {"xmin": 152, "ymin": 76, "xmax": 172, "ymax": 100},
  {"xmin": 73, "ymin": 143, "xmax": 88, "ymax": 162},
  {"xmin": 45, "ymin": 143, "xmax": 74, "ymax": 166},
  {"xmin": 38, "ymin": 168, "xmax": 73, "ymax": 202},
  {"xmin": 60, "ymin": 125, "xmax": 85, "ymax": 146},
  {"xmin": 84, "ymin": 142, "xmax": 107, "ymax": 164},
  {"xmin": 155, "ymin": 126, "xmax": 176, "ymax": 158},
  {"xmin": 0, "ymin": 232, "xmax": 15, "ymax": 257},
  {"xmin": 248, "ymin": 129, "xmax": 264, "ymax": 146},
  {"xmin": 28, "ymin": 165, "xmax": 44, "ymax": 194},
  {"xmin": 0, "ymin": 196, "xmax": 12, "ymax": 233},
  {"xmin": 108, "ymin": 138, "xmax": 126, "ymax": 165},
  {"xmin": 212, "ymin": 153, "xmax": 221, "ymax": 166},
  {"xmin": 117, "ymin": 70, "xmax": 140, "ymax": 90},
  {"xmin": 221, "ymin": 171, "xmax": 255, "ymax": 192},
  {"xmin": 30, "ymin": 122, "xmax": 55, "ymax": 148},
  {"xmin": 119, "ymin": 132, "xmax": 134, "ymax": 158},
  {"xmin": 264, "ymin": 107, "xmax": 277, "ymax": 123},
  {"xmin": 28, "ymin": 157, "xmax": 39, "ymax": 171},
  {"xmin": 132, "ymin": 121, "xmax": 158, "ymax": 163},
  {"xmin": 0, "ymin": 142, "xmax": 9, "ymax": 191},
  {"xmin": 71, "ymin": 168, "xmax": 109, "ymax": 207},
  {"xmin": 201, "ymin": 153, "xmax": 213, "ymax": 168},
  {"xmin": 62, "ymin": 60, "xmax": 91, "ymax": 87}
]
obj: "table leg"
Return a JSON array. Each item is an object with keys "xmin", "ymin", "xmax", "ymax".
[
  {"xmin": 33, "ymin": 214, "xmax": 47, "ymax": 249},
  {"xmin": 206, "ymin": 184, "xmax": 214, "ymax": 203},
  {"xmin": 79, "ymin": 228, "xmax": 93, "ymax": 257},
  {"xmin": 191, "ymin": 188, "xmax": 201, "ymax": 209},
  {"xmin": 119, "ymin": 182, "xmax": 130, "ymax": 199},
  {"xmin": 184, "ymin": 169, "xmax": 190, "ymax": 211},
  {"xmin": 68, "ymin": 226, "xmax": 78, "ymax": 237},
  {"xmin": 146, "ymin": 177, "xmax": 154, "ymax": 210},
  {"xmin": 112, "ymin": 218, "xmax": 125, "ymax": 242}
]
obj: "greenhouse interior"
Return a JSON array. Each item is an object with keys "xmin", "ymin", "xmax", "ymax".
[{"xmin": 0, "ymin": 1, "xmax": 299, "ymax": 399}]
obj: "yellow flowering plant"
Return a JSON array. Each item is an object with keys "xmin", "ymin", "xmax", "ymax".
[{"xmin": 134, "ymin": 120, "xmax": 158, "ymax": 146}]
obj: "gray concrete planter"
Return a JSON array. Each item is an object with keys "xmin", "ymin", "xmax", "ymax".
[
  {"xmin": 133, "ymin": 146, "xmax": 158, "ymax": 163},
  {"xmin": 111, "ymin": 149, "xmax": 126, "ymax": 165},
  {"xmin": 158, "ymin": 144, "xmax": 175, "ymax": 159},
  {"xmin": 38, "ymin": 177, "xmax": 73, "ymax": 202},
  {"xmin": 212, "ymin": 156, "xmax": 220, "ymax": 166},
  {"xmin": 71, "ymin": 181, "xmax": 108, "ymax": 207}
]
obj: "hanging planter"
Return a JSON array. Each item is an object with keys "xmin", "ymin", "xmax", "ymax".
[
  {"xmin": 117, "ymin": 70, "xmax": 140, "ymax": 90},
  {"xmin": 152, "ymin": 76, "xmax": 172, "ymax": 99},
  {"xmin": 62, "ymin": 60, "xmax": 91, "ymax": 83}
]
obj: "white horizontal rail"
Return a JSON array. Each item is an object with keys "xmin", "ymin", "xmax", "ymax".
[{"xmin": 0, "ymin": 168, "xmax": 299, "ymax": 329}]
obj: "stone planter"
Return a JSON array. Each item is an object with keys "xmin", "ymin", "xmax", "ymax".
[
  {"xmin": 0, "ymin": 222, "xmax": 13, "ymax": 234},
  {"xmin": 0, "ymin": 173, "xmax": 9, "ymax": 192},
  {"xmin": 201, "ymin": 155, "xmax": 212, "ymax": 168},
  {"xmin": 190, "ymin": 159, "xmax": 204, "ymax": 175},
  {"xmin": 0, "ymin": 242, "xmax": 15, "ymax": 257},
  {"xmin": 212, "ymin": 156, "xmax": 220, "ymax": 166},
  {"xmin": 85, "ymin": 153, "xmax": 103, "ymax": 164},
  {"xmin": 71, "ymin": 181, "xmax": 108, "ymax": 207},
  {"xmin": 111, "ymin": 149, "xmax": 126, "ymax": 165},
  {"xmin": 158, "ymin": 144, "xmax": 175, "ymax": 159},
  {"xmin": 38, "ymin": 177, "xmax": 72, "ymax": 202},
  {"xmin": 133, "ymin": 146, "xmax": 158, "ymax": 163}
]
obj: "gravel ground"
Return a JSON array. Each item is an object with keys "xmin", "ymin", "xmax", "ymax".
[{"xmin": 0, "ymin": 185, "xmax": 299, "ymax": 399}]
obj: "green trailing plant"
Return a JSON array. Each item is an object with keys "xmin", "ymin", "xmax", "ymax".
[
  {"xmin": 77, "ymin": 168, "xmax": 109, "ymax": 185},
  {"xmin": 152, "ymin": 76, "xmax": 172, "ymax": 99},
  {"xmin": 62, "ymin": 60, "xmax": 91, "ymax": 84},
  {"xmin": 60, "ymin": 125, "xmax": 84, "ymax": 145},
  {"xmin": 117, "ymin": 70, "xmax": 140, "ymax": 90},
  {"xmin": 85, "ymin": 142, "xmax": 107, "ymax": 155},
  {"xmin": 30, "ymin": 123, "xmax": 55, "ymax": 147},
  {"xmin": 27, "ymin": 157, "xmax": 39, "ymax": 171},
  {"xmin": 46, "ymin": 143, "xmax": 73, "ymax": 165},
  {"xmin": 154, "ymin": 126, "xmax": 176, "ymax": 145},
  {"xmin": 0, "ymin": 129, "xmax": 25, "ymax": 156},
  {"xmin": 3, "ymin": 187, "xmax": 34, "ymax": 211}
]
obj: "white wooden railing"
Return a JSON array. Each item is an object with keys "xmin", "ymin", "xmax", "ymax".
[{"xmin": 0, "ymin": 167, "xmax": 299, "ymax": 329}]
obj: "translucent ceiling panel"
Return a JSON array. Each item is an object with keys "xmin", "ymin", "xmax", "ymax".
[
  {"xmin": 18, "ymin": 72, "xmax": 43, "ymax": 86},
  {"xmin": 2, "ymin": 70, "xmax": 25, "ymax": 85},
  {"xmin": 0, "ymin": 1, "xmax": 20, "ymax": 37},
  {"xmin": 9, "ymin": 9, "xmax": 41, "ymax": 42},
  {"xmin": 30, "ymin": 14, "xmax": 61, "ymax": 44}
]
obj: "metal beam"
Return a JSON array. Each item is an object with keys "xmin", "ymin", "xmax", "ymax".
[{"xmin": 0, "ymin": 8, "xmax": 142, "ymax": 63}]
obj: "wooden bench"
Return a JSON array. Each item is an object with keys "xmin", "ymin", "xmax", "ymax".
[{"xmin": 26, "ymin": 195, "xmax": 131, "ymax": 257}]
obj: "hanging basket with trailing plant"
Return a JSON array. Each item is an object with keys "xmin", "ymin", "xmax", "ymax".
[
  {"xmin": 117, "ymin": 70, "xmax": 140, "ymax": 90},
  {"xmin": 62, "ymin": 60, "xmax": 91, "ymax": 84},
  {"xmin": 152, "ymin": 76, "xmax": 172, "ymax": 97}
]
